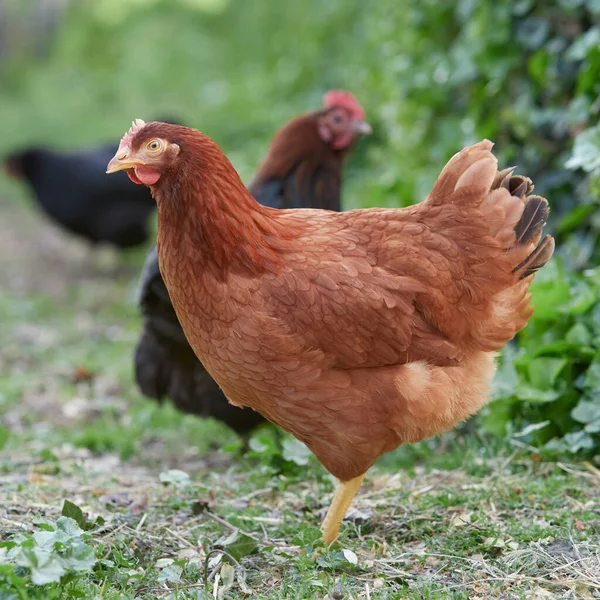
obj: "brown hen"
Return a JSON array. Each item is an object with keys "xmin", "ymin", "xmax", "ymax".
[
  {"xmin": 134, "ymin": 92, "xmax": 369, "ymax": 441},
  {"xmin": 107, "ymin": 118, "xmax": 554, "ymax": 544}
]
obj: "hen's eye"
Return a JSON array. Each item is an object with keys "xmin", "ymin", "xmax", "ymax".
[
  {"xmin": 147, "ymin": 140, "xmax": 162, "ymax": 152},
  {"xmin": 332, "ymin": 115, "xmax": 343, "ymax": 124}
]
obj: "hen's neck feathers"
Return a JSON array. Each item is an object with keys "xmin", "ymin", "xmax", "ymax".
[{"xmin": 155, "ymin": 131, "xmax": 300, "ymax": 276}]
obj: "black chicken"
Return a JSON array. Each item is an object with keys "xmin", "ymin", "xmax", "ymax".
[{"xmin": 4, "ymin": 117, "xmax": 182, "ymax": 249}]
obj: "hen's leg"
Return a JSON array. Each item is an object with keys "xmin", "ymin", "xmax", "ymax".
[{"xmin": 320, "ymin": 474, "xmax": 365, "ymax": 545}]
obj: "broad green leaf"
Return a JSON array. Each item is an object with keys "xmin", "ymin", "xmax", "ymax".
[
  {"xmin": 16, "ymin": 547, "xmax": 65, "ymax": 585},
  {"xmin": 556, "ymin": 204, "xmax": 598, "ymax": 235},
  {"xmin": 482, "ymin": 400, "xmax": 513, "ymax": 437},
  {"xmin": 60, "ymin": 541, "xmax": 97, "ymax": 572},
  {"xmin": 34, "ymin": 521, "xmax": 55, "ymax": 532},
  {"xmin": 583, "ymin": 361, "xmax": 600, "ymax": 392},
  {"xmin": 56, "ymin": 517, "xmax": 83, "ymax": 538},
  {"xmin": 571, "ymin": 399, "xmax": 600, "ymax": 424},
  {"xmin": 248, "ymin": 436, "xmax": 277, "ymax": 455},
  {"xmin": 584, "ymin": 420, "xmax": 600, "ymax": 433},
  {"xmin": 157, "ymin": 564, "xmax": 183, "ymax": 584},
  {"xmin": 559, "ymin": 281, "xmax": 597, "ymax": 315},
  {"xmin": 566, "ymin": 27, "xmax": 600, "ymax": 60},
  {"xmin": 290, "ymin": 527, "xmax": 323, "ymax": 547},
  {"xmin": 282, "ymin": 438, "xmax": 312, "ymax": 466},
  {"xmin": 30, "ymin": 558, "xmax": 66, "ymax": 586},
  {"xmin": 491, "ymin": 345, "xmax": 519, "ymax": 399},
  {"xmin": 531, "ymin": 341, "xmax": 595, "ymax": 360},
  {"xmin": 527, "ymin": 358, "xmax": 567, "ymax": 389},
  {"xmin": 563, "ymin": 431, "xmax": 595, "ymax": 453},
  {"xmin": 527, "ymin": 277, "xmax": 571, "ymax": 323},
  {"xmin": 515, "ymin": 384, "xmax": 560, "ymax": 403},
  {"xmin": 565, "ymin": 323, "xmax": 592, "ymax": 346},
  {"xmin": 566, "ymin": 124, "xmax": 600, "ymax": 173},
  {"xmin": 32, "ymin": 531, "xmax": 60, "ymax": 549},
  {"xmin": 222, "ymin": 530, "xmax": 258, "ymax": 562},
  {"xmin": 61, "ymin": 500, "xmax": 88, "ymax": 531},
  {"xmin": 159, "ymin": 469, "xmax": 191, "ymax": 488}
]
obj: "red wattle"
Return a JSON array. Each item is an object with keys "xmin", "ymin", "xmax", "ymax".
[
  {"xmin": 127, "ymin": 170, "xmax": 143, "ymax": 185},
  {"xmin": 134, "ymin": 166, "xmax": 161, "ymax": 185}
]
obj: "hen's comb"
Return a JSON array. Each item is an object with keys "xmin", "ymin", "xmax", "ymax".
[
  {"xmin": 119, "ymin": 119, "xmax": 147, "ymax": 149},
  {"xmin": 323, "ymin": 90, "xmax": 366, "ymax": 121}
]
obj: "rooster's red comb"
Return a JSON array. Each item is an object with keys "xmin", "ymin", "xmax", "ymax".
[{"xmin": 323, "ymin": 90, "xmax": 366, "ymax": 121}]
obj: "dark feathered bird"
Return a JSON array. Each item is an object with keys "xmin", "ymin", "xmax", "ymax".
[
  {"xmin": 4, "ymin": 116, "xmax": 182, "ymax": 249},
  {"xmin": 134, "ymin": 91, "xmax": 370, "ymax": 439}
]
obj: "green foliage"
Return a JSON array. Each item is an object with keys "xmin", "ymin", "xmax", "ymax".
[
  {"xmin": 0, "ymin": 515, "xmax": 97, "ymax": 595},
  {"xmin": 485, "ymin": 259, "xmax": 600, "ymax": 454}
]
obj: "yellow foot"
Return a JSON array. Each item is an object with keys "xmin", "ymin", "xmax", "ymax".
[{"xmin": 320, "ymin": 474, "xmax": 365, "ymax": 545}]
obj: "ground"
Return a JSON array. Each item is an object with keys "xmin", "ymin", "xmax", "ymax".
[{"xmin": 0, "ymin": 194, "xmax": 599, "ymax": 600}]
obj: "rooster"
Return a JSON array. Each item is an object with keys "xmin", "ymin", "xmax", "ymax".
[
  {"xmin": 134, "ymin": 92, "xmax": 370, "ymax": 440},
  {"xmin": 107, "ymin": 115, "xmax": 554, "ymax": 545}
]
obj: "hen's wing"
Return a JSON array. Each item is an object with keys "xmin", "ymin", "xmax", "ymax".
[
  {"xmin": 250, "ymin": 141, "xmax": 553, "ymax": 370},
  {"xmin": 252, "ymin": 208, "xmax": 461, "ymax": 369}
]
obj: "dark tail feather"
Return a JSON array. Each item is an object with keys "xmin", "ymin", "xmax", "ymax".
[
  {"xmin": 513, "ymin": 234, "xmax": 555, "ymax": 280},
  {"xmin": 514, "ymin": 195, "xmax": 550, "ymax": 246},
  {"xmin": 495, "ymin": 173, "xmax": 554, "ymax": 280}
]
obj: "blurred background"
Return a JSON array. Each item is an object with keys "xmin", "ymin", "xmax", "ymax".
[
  {"xmin": 1, "ymin": 2, "xmax": 600, "ymax": 597},
  {"xmin": 1, "ymin": 0, "xmax": 600, "ymax": 473}
]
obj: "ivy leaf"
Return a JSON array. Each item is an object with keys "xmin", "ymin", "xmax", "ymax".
[
  {"xmin": 16, "ymin": 547, "xmax": 66, "ymax": 585},
  {"xmin": 515, "ymin": 384, "xmax": 560, "ymax": 403},
  {"xmin": 159, "ymin": 469, "xmax": 191, "ymax": 489},
  {"xmin": 61, "ymin": 500, "xmax": 90, "ymax": 531},
  {"xmin": 566, "ymin": 124, "xmax": 600, "ymax": 174},
  {"xmin": 157, "ymin": 564, "xmax": 183, "ymax": 584},
  {"xmin": 563, "ymin": 431, "xmax": 595, "ymax": 453},
  {"xmin": 571, "ymin": 399, "xmax": 600, "ymax": 426},
  {"xmin": 527, "ymin": 358, "xmax": 567, "ymax": 389},
  {"xmin": 56, "ymin": 517, "xmax": 83, "ymax": 538},
  {"xmin": 282, "ymin": 438, "xmax": 312, "ymax": 466},
  {"xmin": 221, "ymin": 530, "xmax": 257, "ymax": 562},
  {"xmin": 60, "ymin": 541, "xmax": 97, "ymax": 572}
]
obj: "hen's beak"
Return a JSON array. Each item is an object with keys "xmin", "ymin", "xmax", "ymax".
[
  {"xmin": 106, "ymin": 149, "xmax": 144, "ymax": 174},
  {"xmin": 351, "ymin": 120, "xmax": 372, "ymax": 135}
]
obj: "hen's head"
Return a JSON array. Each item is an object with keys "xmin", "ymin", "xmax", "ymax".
[
  {"xmin": 317, "ymin": 90, "xmax": 371, "ymax": 150},
  {"xmin": 106, "ymin": 119, "xmax": 192, "ymax": 186}
]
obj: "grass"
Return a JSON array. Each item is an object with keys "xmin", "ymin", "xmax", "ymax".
[{"xmin": 0, "ymin": 193, "xmax": 599, "ymax": 599}]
